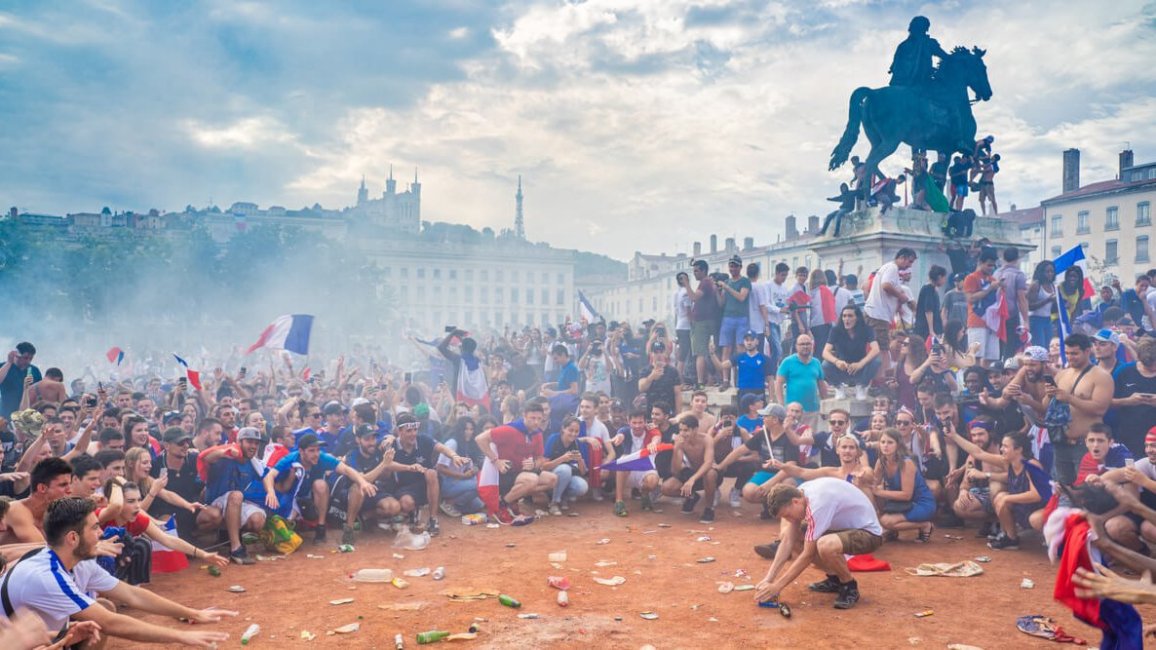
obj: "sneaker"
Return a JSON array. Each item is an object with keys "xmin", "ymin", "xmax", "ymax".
[
  {"xmin": 439, "ymin": 502, "xmax": 462, "ymax": 518},
  {"xmin": 699, "ymin": 507, "xmax": 715, "ymax": 523},
  {"xmin": 560, "ymin": 500, "xmax": 570, "ymax": 511},
  {"xmin": 833, "ymin": 385, "xmax": 847, "ymax": 400},
  {"xmin": 341, "ymin": 527, "xmax": 356, "ymax": 547},
  {"xmin": 614, "ymin": 500, "xmax": 628, "ymax": 517},
  {"xmin": 495, "ymin": 504, "xmax": 515, "ymax": 525},
  {"xmin": 754, "ymin": 540, "xmax": 780, "ymax": 559},
  {"xmin": 631, "ymin": 488, "xmax": 642, "ymax": 500},
  {"xmin": 682, "ymin": 492, "xmax": 701, "ymax": 514},
  {"xmin": 427, "ymin": 518, "xmax": 440, "ymax": 537},
  {"xmin": 591, "ymin": 490, "xmax": 604, "ymax": 502},
  {"xmin": 312, "ymin": 525, "xmax": 327, "ymax": 545},
  {"xmin": 230, "ymin": 546, "xmax": 255, "ymax": 565},
  {"xmin": 987, "ymin": 523, "xmax": 1003, "ymax": 541},
  {"xmin": 976, "ymin": 521, "xmax": 993, "ymax": 539},
  {"xmin": 854, "ymin": 384, "xmax": 867, "ymax": 401},
  {"xmin": 833, "ymin": 580, "xmax": 860, "ymax": 609},
  {"xmin": 988, "ymin": 533, "xmax": 1020, "ymax": 550},
  {"xmin": 729, "ymin": 487, "xmax": 742, "ymax": 509},
  {"xmin": 641, "ymin": 493, "xmax": 653, "ymax": 511},
  {"xmin": 548, "ymin": 502, "xmax": 563, "ymax": 516},
  {"xmin": 808, "ymin": 574, "xmax": 842, "ymax": 593}
]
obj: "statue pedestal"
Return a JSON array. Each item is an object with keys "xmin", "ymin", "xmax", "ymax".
[{"xmin": 809, "ymin": 205, "xmax": 1031, "ymax": 285}]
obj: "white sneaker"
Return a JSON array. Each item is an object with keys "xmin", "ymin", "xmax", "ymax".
[
  {"xmin": 591, "ymin": 491, "xmax": 604, "ymax": 502},
  {"xmin": 833, "ymin": 385, "xmax": 846, "ymax": 400},
  {"xmin": 729, "ymin": 487, "xmax": 742, "ymax": 509},
  {"xmin": 854, "ymin": 384, "xmax": 867, "ymax": 400}
]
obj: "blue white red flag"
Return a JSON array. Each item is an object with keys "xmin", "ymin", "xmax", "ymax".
[
  {"xmin": 247, "ymin": 314, "xmax": 314, "ymax": 355},
  {"xmin": 106, "ymin": 347, "xmax": 125, "ymax": 365},
  {"xmin": 577, "ymin": 290, "xmax": 601, "ymax": 324},
  {"xmin": 595, "ymin": 444, "xmax": 675, "ymax": 473}
]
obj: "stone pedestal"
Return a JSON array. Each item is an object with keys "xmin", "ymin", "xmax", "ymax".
[
  {"xmin": 820, "ymin": 397, "xmax": 873, "ymax": 419},
  {"xmin": 810, "ymin": 206, "xmax": 1033, "ymax": 284}
]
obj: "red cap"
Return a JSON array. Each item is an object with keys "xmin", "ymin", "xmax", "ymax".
[{"xmin": 1146, "ymin": 426, "xmax": 1156, "ymax": 445}]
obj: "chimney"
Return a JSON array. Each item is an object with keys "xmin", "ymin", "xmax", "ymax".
[
  {"xmin": 1062, "ymin": 148, "xmax": 1080, "ymax": 193},
  {"xmin": 693, "ymin": 241, "xmax": 702, "ymax": 257},
  {"xmin": 724, "ymin": 237, "xmax": 735, "ymax": 252},
  {"xmin": 1120, "ymin": 149, "xmax": 1135, "ymax": 179},
  {"xmin": 785, "ymin": 215, "xmax": 798, "ymax": 241},
  {"xmin": 710, "ymin": 234, "xmax": 718, "ymax": 254},
  {"xmin": 807, "ymin": 215, "xmax": 820, "ymax": 233},
  {"xmin": 743, "ymin": 236, "xmax": 754, "ymax": 251}
]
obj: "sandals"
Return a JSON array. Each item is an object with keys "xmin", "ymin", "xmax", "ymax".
[{"xmin": 916, "ymin": 523, "xmax": 934, "ymax": 544}]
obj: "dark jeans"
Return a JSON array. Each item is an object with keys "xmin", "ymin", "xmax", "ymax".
[
  {"xmin": 821, "ymin": 357, "xmax": 882, "ymax": 387},
  {"xmin": 1000, "ymin": 315, "xmax": 1021, "ymax": 361},
  {"xmin": 1052, "ymin": 436, "xmax": 1087, "ymax": 488},
  {"xmin": 819, "ymin": 209, "xmax": 850, "ymax": 236}
]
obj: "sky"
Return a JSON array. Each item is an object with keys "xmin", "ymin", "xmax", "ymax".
[{"xmin": 2, "ymin": 0, "xmax": 1155, "ymax": 261}]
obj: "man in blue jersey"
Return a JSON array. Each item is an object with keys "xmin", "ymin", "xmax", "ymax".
[
  {"xmin": 709, "ymin": 330, "xmax": 772, "ymax": 404},
  {"xmin": 259, "ymin": 432, "xmax": 378, "ymax": 546},
  {"xmin": 329, "ymin": 425, "xmax": 397, "ymax": 546},
  {"xmin": 198, "ymin": 427, "xmax": 268, "ymax": 565}
]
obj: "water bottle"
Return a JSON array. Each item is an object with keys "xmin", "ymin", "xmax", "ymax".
[
  {"xmin": 351, "ymin": 568, "xmax": 393, "ymax": 583},
  {"xmin": 498, "ymin": 594, "xmax": 521, "ymax": 608},
  {"xmin": 431, "ymin": 566, "xmax": 445, "ymax": 581},
  {"xmin": 240, "ymin": 623, "xmax": 261, "ymax": 645},
  {"xmin": 416, "ymin": 630, "xmax": 451, "ymax": 644},
  {"xmin": 395, "ymin": 633, "xmax": 405, "ymax": 649},
  {"xmin": 557, "ymin": 591, "xmax": 569, "ymax": 607}
]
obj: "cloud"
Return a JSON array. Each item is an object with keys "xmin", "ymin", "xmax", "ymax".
[{"xmin": 1, "ymin": 0, "xmax": 1154, "ymax": 261}]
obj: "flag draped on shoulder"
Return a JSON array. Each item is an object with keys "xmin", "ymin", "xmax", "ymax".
[
  {"xmin": 595, "ymin": 444, "xmax": 674, "ymax": 473},
  {"xmin": 247, "ymin": 314, "xmax": 314, "ymax": 355},
  {"xmin": 983, "ymin": 288, "xmax": 1009, "ymax": 341}
]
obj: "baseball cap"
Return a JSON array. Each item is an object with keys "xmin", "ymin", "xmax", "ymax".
[
  {"xmin": 739, "ymin": 393, "xmax": 763, "ymax": 410},
  {"xmin": 396, "ymin": 412, "xmax": 419, "ymax": 428},
  {"xmin": 296, "ymin": 432, "xmax": 323, "ymax": 448},
  {"xmin": 729, "ymin": 255, "xmax": 742, "ymax": 266},
  {"xmin": 322, "ymin": 400, "xmax": 347, "ymax": 416},
  {"xmin": 162, "ymin": 411, "xmax": 182, "ymax": 425},
  {"xmin": 350, "ymin": 397, "xmax": 371, "ymax": 409},
  {"xmin": 1147, "ymin": 427, "xmax": 1156, "ymax": 446},
  {"xmin": 756, "ymin": 403, "xmax": 788, "ymax": 419},
  {"xmin": 354, "ymin": 424, "xmax": 377, "ymax": 438},
  {"xmin": 1092, "ymin": 329, "xmax": 1120, "ymax": 345},
  {"xmin": 162, "ymin": 426, "xmax": 193, "ymax": 444},
  {"xmin": 1003, "ymin": 357, "xmax": 1021, "ymax": 371},
  {"xmin": 237, "ymin": 427, "xmax": 263, "ymax": 442},
  {"xmin": 1023, "ymin": 346, "xmax": 1049, "ymax": 362},
  {"xmin": 743, "ymin": 330, "xmax": 757, "ymax": 339}
]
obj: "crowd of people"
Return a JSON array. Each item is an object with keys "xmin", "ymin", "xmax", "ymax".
[{"xmin": 3, "ymin": 231, "xmax": 1156, "ymax": 646}]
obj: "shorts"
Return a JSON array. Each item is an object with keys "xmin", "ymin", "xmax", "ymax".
[
  {"xmin": 623, "ymin": 469, "xmax": 657, "ymax": 489},
  {"xmin": 953, "ymin": 182, "xmax": 969, "ymax": 198},
  {"xmin": 866, "ymin": 317, "xmax": 891, "ymax": 350},
  {"xmin": 676, "ymin": 466, "xmax": 722, "ymax": 491},
  {"xmin": 395, "ymin": 481, "xmax": 429, "ymax": 506},
  {"xmin": 211, "ymin": 493, "xmax": 263, "ymax": 525},
  {"xmin": 498, "ymin": 470, "xmax": 538, "ymax": 498},
  {"xmin": 969, "ymin": 486, "xmax": 994, "ymax": 514},
  {"xmin": 330, "ymin": 476, "xmax": 394, "ymax": 515},
  {"xmin": 691, "ymin": 320, "xmax": 718, "ymax": 356},
  {"xmin": 829, "ymin": 528, "xmax": 884, "ymax": 555},
  {"xmin": 967, "ymin": 326, "xmax": 1000, "ymax": 361},
  {"xmin": 751, "ymin": 470, "xmax": 778, "ymax": 486},
  {"xmin": 718, "ymin": 316, "xmax": 750, "ymax": 348},
  {"xmin": 655, "ymin": 450, "xmax": 674, "ymax": 480}
]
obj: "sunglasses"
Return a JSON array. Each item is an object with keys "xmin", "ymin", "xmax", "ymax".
[
  {"xmin": 896, "ymin": 419, "xmax": 914, "ymax": 425},
  {"xmin": 171, "ymin": 439, "xmax": 192, "ymax": 447},
  {"xmin": 829, "ymin": 420, "xmax": 847, "ymax": 425}
]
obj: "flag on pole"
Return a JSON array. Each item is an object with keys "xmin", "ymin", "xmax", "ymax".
[
  {"xmin": 247, "ymin": 314, "xmax": 314, "ymax": 355},
  {"xmin": 577, "ymin": 290, "xmax": 601, "ymax": 324},
  {"xmin": 1052, "ymin": 245, "xmax": 1089, "ymax": 365},
  {"xmin": 105, "ymin": 347, "xmax": 125, "ymax": 365},
  {"xmin": 595, "ymin": 444, "xmax": 675, "ymax": 473},
  {"xmin": 173, "ymin": 354, "xmax": 203, "ymax": 391}
]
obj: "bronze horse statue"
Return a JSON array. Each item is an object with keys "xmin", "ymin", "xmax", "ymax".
[{"xmin": 829, "ymin": 46, "xmax": 992, "ymax": 185}]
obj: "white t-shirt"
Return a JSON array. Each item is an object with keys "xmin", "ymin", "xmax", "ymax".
[
  {"xmin": 673, "ymin": 288, "xmax": 692, "ymax": 331},
  {"xmin": 437, "ymin": 438, "xmax": 475, "ymax": 471},
  {"xmin": 584, "ymin": 418, "xmax": 611, "ymax": 445},
  {"xmin": 767, "ymin": 280, "xmax": 792, "ymax": 326},
  {"xmin": 1, "ymin": 549, "xmax": 118, "ymax": 634},
  {"xmin": 799, "ymin": 477, "xmax": 883, "ymax": 541},
  {"xmin": 1144, "ymin": 290, "xmax": 1156, "ymax": 331},
  {"xmin": 584, "ymin": 356, "xmax": 613, "ymax": 396},
  {"xmin": 1135, "ymin": 457, "xmax": 1156, "ymax": 481},
  {"xmin": 748, "ymin": 281, "xmax": 771, "ymax": 332},
  {"xmin": 864, "ymin": 261, "xmax": 902, "ymax": 323}
]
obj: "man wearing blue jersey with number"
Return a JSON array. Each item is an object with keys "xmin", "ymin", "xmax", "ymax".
[{"xmin": 708, "ymin": 330, "xmax": 772, "ymax": 404}]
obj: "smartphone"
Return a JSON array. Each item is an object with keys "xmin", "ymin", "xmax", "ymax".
[
  {"xmin": 1043, "ymin": 376, "xmax": 1056, "ymax": 386},
  {"xmin": 239, "ymin": 366, "xmax": 248, "ymax": 377},
  {"xmin": 404, "ymin": 372, "xmax": 413, "ymax": 383}
]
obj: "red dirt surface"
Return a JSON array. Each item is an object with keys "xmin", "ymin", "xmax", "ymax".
[{"xmin": 119, "ymin": 498, "xmax": 1141, "ymax": 649}]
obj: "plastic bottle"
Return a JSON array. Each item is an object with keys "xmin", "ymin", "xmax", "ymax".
[
  {"xmin": 395, "ymin": 633, "xmax": 405, "ymax": 649},
  {"xmin": 351, "ymin": 568, "xmax": 393, "ymax": 583},
  {"xmin": 431, "ymin": 566, "xmax": 445, "ymax": 581},
  {"xmin": 416, "ymin": 630, "xmax": 451, "ymax": 644},
  {"xmin": 240, "ymin": 623, "xmax": 261, "ymax": 645},
  {"xmin": 498, "ymin": 594, "xmax": 521, "ymax": 608},
  {"xmin": 557, "ymin": 591, "xmax": 569, "ymax": 607}
]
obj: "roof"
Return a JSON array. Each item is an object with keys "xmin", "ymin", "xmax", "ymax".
[
  {"xmin": 1000, "ymin": 205, "xmax": 1044, "ymax": 227},
  {"xmin": 1041, "ymin": 176, "xmax": 1156, "ymax": 206}
]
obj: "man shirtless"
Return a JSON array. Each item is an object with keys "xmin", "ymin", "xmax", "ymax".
[
  {"xmin": 1050, "ymin": 334, "xmax": 1114, "ymax": 485},
  {"xmin": 0, "ymin": 457, "xmax": 73, "ymax": 545},
  {"xmin": 673, "ymin": 391, "xmax": 716, "ymax": 435},
  {"xmin": 661, "ymin": 415, "xmax": 719, "ymax": 523}
]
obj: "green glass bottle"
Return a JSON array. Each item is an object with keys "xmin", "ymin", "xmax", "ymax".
[
  {"xmin": 416, "ymin": 630, "xmax": 450, "ymax": 644},
  {"xmin": 498, "ymin": 594, "xmax": 521, "ymax": 608}
]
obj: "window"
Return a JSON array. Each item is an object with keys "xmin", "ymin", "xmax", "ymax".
[
  {"xmin": 496, "ymin": 270, "xmax": 504, "ymax": 282},
  {"xmin": 1076, "ymin": 211, "xmax": 1089, "ymax": 234},
  {"xmin": 541, "ymin": 288, "xmax": 548, "ymax": 305},
  {"xmin": 542, "ymin": 272, "xmax": 549, "ymax": 284},
  {"xmin": 511, "ymin": 270, "xmax": 519, "ymax": 282},
  {"xmin": 464, "ymin": 287, "xmax": 472, "ymax": 301},
  {"xmin": 400, "ymin": 267, "xmax": 408, "ymax": 279},
  {"xmin": 464, "ymin": 311, "xmax": 472, "ymax": 326},
  {"xmin": 1138, "ymin": 236, "xmax": 1151, "ymax": 263},
  {"xmin": 652, "ymin": 297, "xmax": 658, "ymax": 310},
  {"xmin": 556, "ymin": 289, "xmax": 565, "ymax": 305},
  {"xmin": 417, "ymin": 268, "xmax": 426, "ymax": 279},
  {"xmin": 1105, "ymin": 207, "xmax": 1119, "ymax": 231},
  {"xmin": 433, "ymin": 269, "xmax": 441, "ymax": 280},
  {"xmin": 1105, "ymin": 239, "xmax": 1118, "ymax": 265},
  {"xmin": 449, "ymin": 269, "xmax": 457, "ymax": 280},
  {"xmin": 382, "ymin": 267, "xmax": 391, "ymax": 278},
  {"xmin": 494, "ymin": 287, "xmax": 502, "ymax": 304},
  {"xmin": 465, "ymin": 270, "xmax": 473, "ymax": 281},
  {"xmin": 480, "ymin": 287, "xmax": 488, "ymax": 304},
  {"xmin": 1051, "ymin": 246, "xmax": 1062, "ymax": 258},
  {"xmin": 1051, "ymin": 215, "xmax": 1063, "ymax": 238},
  {"xmin": 481, "ymin": 270, "xmax": 489, "ymax": 281},
  {"xmin": 1139, "ymin": 202, "xmax": 1151, "ymax": 226},
  {"xmin": 510, "ymin": 288, "xmax": 518, "ymax": 304},
  {"xmin": 557, "ymin": 273, "xmax": 565, "ymax": 285},
  {"xmin": 526, "ymin": 289, "xmax": 534, "ymax": 305}
]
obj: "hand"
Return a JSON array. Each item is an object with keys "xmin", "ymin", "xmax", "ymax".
[
  {"xmin": 521, "ymin": 458, "xmax": 535, "ymax": 472},
  {"xmin": 23, "ymin": 373, "xmax": 32, "ymax": 387},
  {"xmin": 265, "ymin": 493, "xmax": 279, "ymax": 510},
  {"xmin": 611, "ymin": 434, "xmax": 624, "ymax": 447},
  {"xmin": 708, "ymin": 340, "xmax": 717, "ymax": 354},
  {"xmin": 58, "ymin": 620, "xmax": 103, "ymax": 647},
  {"xmin": 187, "ymin": 607, "xmax": 238, "ymax": 625},
  {"xmin": 452, "ymin": 454, "xmax": 469, "ymax": 467},
  {"xmin": 1073, "ymin": 565, "xmax": 1156, "ymax": 605},
  {"xmin": 495, "ymin": 459, "xmax": 511, "ymax": 474},
  {"xmin": 94, "ymin": 539, "xmax": 124, "ymax": 558},
  {"xmin": 1004, "ymin": 382, "xmax": 1022, "ymax": 399},
  {"xmin": 1043, "ymin": 383, "xmax": 1058, "ymax": 399},
  {"xmin": 755, "ymin": 579, "xmax": 780, "ymax": 604},
  {"xmin": 203, "ymin": 552, "xmax": 229, "ymax": 569},
  {"xmin": 6, "ymin": 350, "xmax": 16, "ymax": 365},
  {"xmin": 151, "ymin": 473, "xmax": 170, "ymax": 495},
  {"xmin": 680, "ymin": 481, "xmax": 693, "ymax": 497},
  {"xmin": 186, "ymin": 502, "xmax": 206, "ymax": 514},
  {"xmin": 0, "ymin": 471, "xmax": 29, "ymax": 483},
  {"xmin": 359, "ymin": 480, "xmax": 378, "ymax": 497},
  {"xmin": 0, "ymin": 608, "xmax": 52, "ymax": 649}
]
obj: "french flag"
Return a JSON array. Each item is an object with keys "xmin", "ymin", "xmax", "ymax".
[
  {"xmin": 173, "ymin": 354, "xmax": 203, "ymax": 391},
  {"xmin": 247, "ymin": 315, "xmax": 314, "ymax": 356},
  {"xmin": 577, "ymin": 290, "xmax": 601, "ymax": 324},
  {"xmin": 106, "ymin": 347, "xmax": 125, "ymax": 365},
  {"xmin": 595, "ymin": 444, "xmax": 675, "ymax": 473},
  {"xmin": 982, "ymin": 287, "xmax": 1009, "ymax": 342}
]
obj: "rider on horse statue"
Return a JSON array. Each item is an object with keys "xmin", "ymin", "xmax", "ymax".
[{"xmin": 889, "ymin": 16, "xmax": 949, "ymax": 89}]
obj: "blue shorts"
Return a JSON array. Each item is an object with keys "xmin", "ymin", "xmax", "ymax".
[
  {"xmin": 718, "ymin": 316, "xmax": 750, "ymax": 347},
  {"xmin": 751, "ymin": 470, "xmax": 778, "ymax": 485},
  {"xmin": 953, "ymin": 182, "xmax": 969, "ymax": 198}
]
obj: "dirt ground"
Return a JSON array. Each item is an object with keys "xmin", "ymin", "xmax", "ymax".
[{"xmin": 119, "ymin": 496, "xmax": 1136, "ymax": 650}]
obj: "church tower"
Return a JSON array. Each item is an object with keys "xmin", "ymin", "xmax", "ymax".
[
  {"xmin": 385, "ymin": 165, "xmax": 396, "ymax": 196},
  {"xmin": 357, "ymin": 176, "xmax": 368, "ymax": 205},
  {"xmin": 514, "ymin": 175, "xmax": 525, "ymax": 239}
]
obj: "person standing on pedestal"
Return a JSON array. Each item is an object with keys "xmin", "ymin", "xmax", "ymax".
[
  {"xmin": 822, "ymin": 306, "xmax": 883, "ymax": 400},
  {"xmin": 864, "ymin": 248, "xmax": 918, "ymax": 378}
]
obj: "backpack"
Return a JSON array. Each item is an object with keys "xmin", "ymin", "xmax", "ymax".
[{"xmin": 260, "ymin": 514, "xmax": 303, "ymax": 555}]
